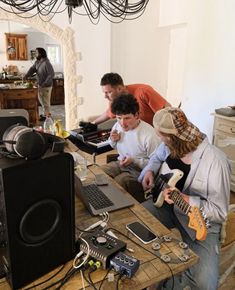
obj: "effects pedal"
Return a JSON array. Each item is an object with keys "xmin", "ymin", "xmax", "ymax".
[
  {"xmin": 79, "ymin": 230, "xmax": 126, "ymax": 269},
  {"xmin": 110, "ymin": 252, "xmax": 140, "ymax": 278}
]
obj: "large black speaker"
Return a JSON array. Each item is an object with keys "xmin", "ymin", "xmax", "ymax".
[{"xmin": 0, "ymin": 152, "xmax": 75, "ymax": 289}]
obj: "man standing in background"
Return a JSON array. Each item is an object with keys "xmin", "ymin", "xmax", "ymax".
[
  {"xmin": 25, "ymin": 47, "xmax": 54, "ymax": 121},
  {"xmin": 93, "ymin": 72, "xmax": 171, "ymax": 126}
]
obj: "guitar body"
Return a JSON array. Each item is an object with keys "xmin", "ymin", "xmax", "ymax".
[
  {"xmin": 146, "ymin": 164, "xmax": 208, "ymax": 241},
  {"xmin": 149, "ymin": 164, "xmax": 184, "ymax": 208}
]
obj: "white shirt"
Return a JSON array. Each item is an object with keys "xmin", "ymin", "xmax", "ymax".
[{"xmin": 109, "ymin": 120, "xmax": 161, "ymax": 169}]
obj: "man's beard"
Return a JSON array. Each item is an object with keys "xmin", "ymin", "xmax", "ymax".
[{"xmin": 36, "ymin": 55, "xmax": 42, "ymax": 60}]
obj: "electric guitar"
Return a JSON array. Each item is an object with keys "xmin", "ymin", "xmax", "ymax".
[{"xmin": 145, "ymin": 166, "xmax": 208, "ymax": 241}]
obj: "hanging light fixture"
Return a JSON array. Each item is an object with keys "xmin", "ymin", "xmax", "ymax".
[
  {"xmin": 0, "ymin": 0, "xmax": 149, "ymax": 24},
  {"xmin": 7, "ymin": 20, "xmax": 16, "ymax": 55}
]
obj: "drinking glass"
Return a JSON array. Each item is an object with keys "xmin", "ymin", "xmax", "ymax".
[{"xmin": 70, "ymin": 152, "xmax": 88, "ymax": 181}]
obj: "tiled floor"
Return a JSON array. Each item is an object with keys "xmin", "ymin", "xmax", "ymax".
[{"xmin": 38, "ymin": 104, "xmax": 65, "ymax": 128}]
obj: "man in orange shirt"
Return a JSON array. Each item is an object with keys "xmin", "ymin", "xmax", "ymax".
[{"xmin": 93, "ymin": 73, "xmax": 171, "ymax": 126}]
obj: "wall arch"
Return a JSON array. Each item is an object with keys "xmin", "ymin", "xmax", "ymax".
[{"xmin": 0, "ymin": 11, "xmax": 81, "ymax": 130}]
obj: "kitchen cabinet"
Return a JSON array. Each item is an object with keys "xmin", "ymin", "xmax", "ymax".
[
  {"xmin": 0, "ymin": 87, "xmax": 38, "ymax": 125},
  {"xmin": 5, "ymin": 33, "xmax": 28, "ymax": 61},
  {"xmin": 212, "ymin": 114, "xmax": 235, "ymax": 192},
  {"xmin": 51, "ymin": 79, "xmax": 64, "ymax": 105}
]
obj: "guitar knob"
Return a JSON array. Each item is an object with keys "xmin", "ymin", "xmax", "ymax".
[{"xmin": 96, "ymin": 236, "xmax": 107, "ymax": 245}]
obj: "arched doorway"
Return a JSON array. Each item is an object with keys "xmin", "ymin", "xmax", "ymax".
[{"xmin": 0, "ymin": 10, "xmax": 80, "ymax": 130}]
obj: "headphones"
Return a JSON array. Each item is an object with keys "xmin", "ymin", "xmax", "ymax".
[{"xmin": 1, "ymin": 124, "xmax": 65, "ymax": 160}]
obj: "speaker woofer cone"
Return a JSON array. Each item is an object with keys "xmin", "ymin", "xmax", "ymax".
[{"xmin": 19, "ymin": 199, "xmax": 62, "ymax": 245}]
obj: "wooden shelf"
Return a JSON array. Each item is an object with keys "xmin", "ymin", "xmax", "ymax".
[{"xmin": 5, "ymin": 33, "xmax": 28, "ymax": 61}]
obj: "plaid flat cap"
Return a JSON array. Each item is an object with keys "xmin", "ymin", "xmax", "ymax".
[{"xmin": 153, "ymin": 107, "xmax": 202, "ymax": 142}]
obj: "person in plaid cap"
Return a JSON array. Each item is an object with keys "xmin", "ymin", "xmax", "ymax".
[{"xmin": 138, "ymin": 107, "xmax": 231, "ymax": 290}]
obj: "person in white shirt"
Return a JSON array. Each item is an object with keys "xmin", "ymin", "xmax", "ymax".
[{"xmin": 101, "ymin": 94, "xmax": 160, "ymax": 202}]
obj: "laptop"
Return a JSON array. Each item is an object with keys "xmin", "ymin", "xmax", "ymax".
[{"xmin": 74, "ymin": 174, "xmax": 134, "ymax": 216}]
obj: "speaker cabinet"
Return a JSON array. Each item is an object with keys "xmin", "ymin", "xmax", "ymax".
[
  {"xmin": 0, "ymin": 153, "xmax": 75, "ymax": 289},
  {"xmin": 0, "ymin": 109, "xmax": 29, "ymax": 140}
]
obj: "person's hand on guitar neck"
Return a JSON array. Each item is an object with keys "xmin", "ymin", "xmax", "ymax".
[{"xmin": 162, "ymin": 188, "xmax": 189, "ymax": 204}]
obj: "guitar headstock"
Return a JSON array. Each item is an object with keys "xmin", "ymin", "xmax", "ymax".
[{"xmin": 188, "ymin": 206, "xmax": 208, "ymax": 241}]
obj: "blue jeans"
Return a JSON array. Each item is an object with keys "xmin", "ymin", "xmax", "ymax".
[{"xmin": 142, "ymin": 200, "xmax": 220, "ymax": 290}]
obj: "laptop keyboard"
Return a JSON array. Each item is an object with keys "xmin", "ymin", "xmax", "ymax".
[{"xmin": 83, "ymin": 184, "xmax": 114, "ymax": 210}]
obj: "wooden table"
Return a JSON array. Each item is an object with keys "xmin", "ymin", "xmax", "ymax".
[{"xmin": 0, "ymin": 142, "xmax": 199, "ymax": 290}]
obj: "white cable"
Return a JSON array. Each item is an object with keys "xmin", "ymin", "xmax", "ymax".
[
  {"xmin": 84, "ymin": 220, "xmax": 104, "ymax": 231},
  {"xmin": 104, "ymin": 212, "xmax": 109, "ymax": 223},
  {"xmin": 80, "ymin": 270, "xmax": 85, "ymax": 290},
  {"xmin": 73, "ymin": 238, "xmax": 90, "ymax": 269},
  {"xmin": 78, "ymin": 215, "xmax": 107, "ymax": 238}
]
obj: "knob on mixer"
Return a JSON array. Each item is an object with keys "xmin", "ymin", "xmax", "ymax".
[{"xmin": 96, "ymin": 236, "xmax": 107, "ymax": 245}]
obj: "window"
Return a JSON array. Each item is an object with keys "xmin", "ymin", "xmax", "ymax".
[{"xmin": 46, "ymin": 44, "xmax": 61, "ymax": 65}]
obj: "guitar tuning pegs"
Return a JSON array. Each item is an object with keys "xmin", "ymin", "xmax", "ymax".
[
  {"xmin": 205, "ymin": 221, "xmax": 211, "ymax": 228},
  {"xmin": 200, "ymin": 207, "xmax": 205, "ymax": 213}
]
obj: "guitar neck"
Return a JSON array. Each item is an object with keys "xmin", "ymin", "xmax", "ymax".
[{"xmin": 170, "ymin": 189, "xmax": 191, "ymax": 214}]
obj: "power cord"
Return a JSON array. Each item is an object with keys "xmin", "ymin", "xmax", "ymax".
[
  {"xmin": 22, "ymin": 264, "xmax": 66, "ymax": 290},
  {"xmin": 97, "ymin": 268, "xmax": 112, "ymax": 290},
  {"xmin": 82, "ymin": 259, "xmax": 102, "ymax": 290},
  {"xmin": 116, "ymin": 270, "xmax": 126, "ymax": 290},
  {"xmin": 106, "ymin": 227, "xmax": 175, "ymax": 289}
]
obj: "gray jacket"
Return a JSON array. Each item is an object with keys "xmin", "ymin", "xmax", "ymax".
[
  {"xmin": 138, "ymin": 137, "xmax": 231, "ymax": 238},
  {"xmin": 26, "ymin": 58, "xmax": 54, "ymax": 88}
]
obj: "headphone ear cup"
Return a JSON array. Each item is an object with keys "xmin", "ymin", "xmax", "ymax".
[
  {"xmin": 3, "ymin": 125, "xmax": 28, "ymax": 153},
  {"xmin": 2, "ymin": 125, "xmax": 64, "ymax": 159},
  {"xmin": 14, "ymin": 130, "xmax": 48, "ymax": 159}
]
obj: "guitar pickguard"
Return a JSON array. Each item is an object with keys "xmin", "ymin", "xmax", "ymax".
[{"xmin": 146, "ymin": 166, "xmax": 184, "ymax": 208}]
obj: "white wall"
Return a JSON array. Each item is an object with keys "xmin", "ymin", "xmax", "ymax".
[
  {"xmin": 110, "ymin": 0, "xmax": 235, "ymax": 141},
  {"xmin": 111, "ymin": 0, "xmax": 170, "ymax": 97},
  {"xmin": 161, "ymin": 0, "xmax": 235, "ymax": 140},
  {"xmin": 50, "ymin": 12, "xmax": 111, "ymax": 123}
]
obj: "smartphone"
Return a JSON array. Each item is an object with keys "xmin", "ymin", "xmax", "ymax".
[{"xmin": 126, "ymin": 221, "xmax": 157, "ymax": 244}]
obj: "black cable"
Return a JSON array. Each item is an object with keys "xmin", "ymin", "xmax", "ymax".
[
  {"xmin": 98, "ymin": 267, "xmax": 112, "ymax": 290},
  {"xmin": 40, "ymin": 264, "xmax": 75, "ymax": 290},
  {"xmin": 23, "ymin": 264, "xmax": 66, "ymax": 290},
  {"xmin": 116, "ymin": 271, "xmax": 125, "ymax": 290},
  {"xmin": 87, "ymin": 268, "xmax": 99, "ymax": 290},
  {"xmin": 54, "ymin": 267, "xmax": 79, "ymax": 290},
  {"xmin": 106, "ymin": 227, "xmax": 175, "ymax": 289},
  {"xmin": 82, "ymin": 268, "xmax": 99, "ymax": 290}
]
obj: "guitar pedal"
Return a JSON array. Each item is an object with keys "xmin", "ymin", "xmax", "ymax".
[{"xmin": 110, "ymin": 252, "xmax": 140, "ymax": 278}]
